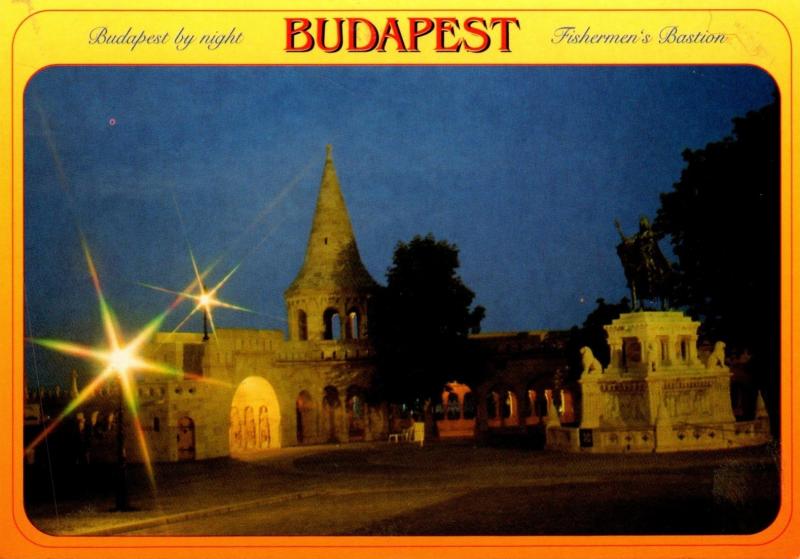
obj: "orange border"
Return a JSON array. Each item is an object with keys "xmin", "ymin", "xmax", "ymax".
[{"xmin": 2, "ymin": 4, "xmax": 797, "ymax": 558}]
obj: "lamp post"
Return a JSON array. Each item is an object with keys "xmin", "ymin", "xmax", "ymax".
[
  {"xmin": 200, "ymin": 280, "xmax": 210, "ymax": 342},
  {"xmin": 113, "ymin": 375, "xmax": 130, "ymax": 511}
]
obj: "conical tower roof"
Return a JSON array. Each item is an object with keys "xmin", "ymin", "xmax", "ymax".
[{"xmin": 285, "ymin": 146, "xmax": 378, "ymax": 297}]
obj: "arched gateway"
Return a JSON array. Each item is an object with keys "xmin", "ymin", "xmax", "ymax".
[{"xmin": 229, "ymin": 376, "xmax": 281, "ymax": 455}]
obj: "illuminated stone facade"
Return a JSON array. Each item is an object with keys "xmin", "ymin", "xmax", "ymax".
[
  {"xmin": 547, "ymin": 311, "xmax": 771, "ymax": 452},
  {"xmin": 26, "ymin": 147, "xmax": 572, "ymax": 464},
  {"xmin": 25, "ymin": 149, "xmax": 768, "ymax": 462},
  {"xmin": 441, "ymin": 331, "xmax": 571, "ymax": 438},
  {"xmin": 128, "ymin": 146, "xmax": 386, "ymax": 461}
]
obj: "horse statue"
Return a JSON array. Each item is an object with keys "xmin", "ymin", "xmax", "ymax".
[{"xmin": 614, "ymin": 216, "xmax": 673, "ymax": 310}]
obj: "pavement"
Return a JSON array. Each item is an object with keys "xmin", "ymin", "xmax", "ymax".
[
  {"xmin": 23, "ymin": 440, "xmax": 781, "ymax": 536},
  {"xmin": 26, "ymin": 443, "xmax": 340, "ymax": 534}
]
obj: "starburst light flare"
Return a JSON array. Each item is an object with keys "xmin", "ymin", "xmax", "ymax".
[
  {"xmin": 142, "ymin": 247, "xmax": 253, "ymax": 342},
  {"xmin": 26, "ymin": 239, "xmax": 183, "ymax": 487}
]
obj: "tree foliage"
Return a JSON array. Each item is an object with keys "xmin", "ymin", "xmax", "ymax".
[
  {"xmin": 369, "ymin": 234, "xmax": 486, "ymax": 406},
  {"xmin": 655, "ymin": 97, "xmax": 780, "ymax": 415}
]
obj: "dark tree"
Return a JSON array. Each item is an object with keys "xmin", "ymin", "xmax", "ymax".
[
  {"xmin": 369, "ymin": 235, "xmax": 486, "ymax": 408},
  {"xmin": 655, "ymin": 97, "xmax": 780, "ymax": 430}
]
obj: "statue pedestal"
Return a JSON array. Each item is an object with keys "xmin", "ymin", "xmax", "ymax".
[{"xmin": 547, "ymin": 311, "xmax": 770, "ymax": 453}]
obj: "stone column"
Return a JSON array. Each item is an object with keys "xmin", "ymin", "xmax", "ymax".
[
  {"xmin": 647, "ymin": 379, "xmax": 663, "ymax": 425},
  {"xmin": 70, "ymin": 370, "xmax": 79, "ymax": 398},
  {"xmin": 609, "ymin": 342, "xmax": 622, "ymax": 369},
  {"xmin": 654, "ymin": 401, "xmax": 672, "ymax": 452},
  {"xmin": 688, "ymin": 336, "xmax": 698, "ymax": 365},
  {"xmin": 713, "ymin": 374, "xmax": 736, "ymax": 423},
  {"xmin": 336, "ymin": 399, "xmax": 347, "ymax": 442},
  {"xmin": 579, "ymin": 378, "xmax": 601, "ymax": 428},
  {"xmin": 667, "ymin": 336, "xmax": 675, "ymax": 365},
  {"xmin": 544, "ymin": 389, "xmax": 560, "ymax": 427}
]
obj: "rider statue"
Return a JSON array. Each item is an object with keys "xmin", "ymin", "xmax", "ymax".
[{"xmin": 614, "ymin": 216, "xmax": 673, "ymax": 310}]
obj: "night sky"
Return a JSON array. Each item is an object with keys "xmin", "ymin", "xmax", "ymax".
[{"xmin": 24, "ymin": 66, "xmax": 776, "ymax": 384}]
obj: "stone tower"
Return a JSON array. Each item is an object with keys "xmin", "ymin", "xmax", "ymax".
[{"xmin": 284, "ymin": 146, "xmax": 378, "ymax": 342}]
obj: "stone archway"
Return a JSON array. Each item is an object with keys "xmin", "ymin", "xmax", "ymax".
[
  {"xmin": 322, "ymin": 386, "xmax": 341, "ymax": 442},
  {"xmin": 230, "ymin": 376, "xmax": 281, "ymax": 455},
  {"xmin": 296, "ymin": 390, "xmax": 314, "ymax": 444},
  {"xmin": 346, "ymin": 385, "xmax": 366, "ymax": 441}
]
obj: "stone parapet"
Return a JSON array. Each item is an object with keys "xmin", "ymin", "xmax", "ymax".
[
  {"xmin": 548, "ymin": 418, "xmax": 770, "ymax": 453},
  {"xmin": 277, "ymin": 339, "xmax": 373, "ymax": 362}
]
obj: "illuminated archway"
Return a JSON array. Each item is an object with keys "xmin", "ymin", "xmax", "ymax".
[
  {"xmin": 502, "ymin": 390, "xmax": 520, "ymax": 426},
  {"xmin": 323, "ymin": 308, "xmax": 342, "ymax": 340},
  {"xmin": 230, "ymin": 376, "xmax": 281, "ymax": 455}
]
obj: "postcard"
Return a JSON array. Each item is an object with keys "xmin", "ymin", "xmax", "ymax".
[{"xmin": 1, "ymin": 1, "xmax": 798, "ymax": 558}]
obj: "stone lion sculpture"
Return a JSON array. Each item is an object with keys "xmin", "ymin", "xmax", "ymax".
[
  {"xmin": 580, "ymin": 346, "xmax": 603, "ymax": 376},
  {"xmin": 706, "ymin": 341, "xmax": 726, "ymax": 369}
]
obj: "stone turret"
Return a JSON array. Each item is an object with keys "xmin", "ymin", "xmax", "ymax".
[{"xmin": 284, "ymin": 146, "xmax": 378, "ymax": 342}]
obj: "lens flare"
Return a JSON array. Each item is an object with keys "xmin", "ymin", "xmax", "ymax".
[
  {"xmin": 142, "ymin": 248, "xmax": 252, "ymax": 342},
  {"xmin": 27, "ymin": 240, "xmax": 182, "ymax": 488}
]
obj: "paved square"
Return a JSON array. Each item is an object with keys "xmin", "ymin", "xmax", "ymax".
[{"xmin": 25, "ymin": 441, "xmax": 780, "ymax": 536}]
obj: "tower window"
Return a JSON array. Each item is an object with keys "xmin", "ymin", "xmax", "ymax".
[
  {"xmin": 323, "ymin": 308, "xmax": 342, "ymax": 340},
  {"xmin": 346, "ymin": 308, "xmax": 360, "ymax": 339}
]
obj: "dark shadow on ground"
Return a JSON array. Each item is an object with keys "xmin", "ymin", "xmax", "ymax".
[
  {"xmin": 353, "ymin": 468, "xmax": 780, "ymax": 535},
  {"xmin": 292, "ymin": 450, "xmax": 410, "ymax": 474},
  {"xmin": 24, "ymin": 456, "xmax": 308, "ymax": 519},
  {"xmin": 24, "ymin": 442, "xmax": 781, "ymax": 536},
  {"xmin": 477, "ymin": 428, "xmax": 546, "ymax": 450}
]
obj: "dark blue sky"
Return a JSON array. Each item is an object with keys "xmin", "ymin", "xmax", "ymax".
[{"xmin": 24, "ymin": 66, "xmax": 775, "ymax": 381}]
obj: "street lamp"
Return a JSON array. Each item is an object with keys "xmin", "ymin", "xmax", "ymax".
[
  {"xmin": 109, "ymin": 349, "xmax": 133, "ymax": 511},
  {"xmin": 114, "ymin": 376, "xmax": 129, "ymax": 511},
  {"xmin": 26, "ymin": 241, "xmax": 183, "ymax": 512},
  {"xmin": 200, "ymin": 292, "xmax": 211, "ymax": 342}
]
